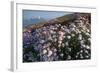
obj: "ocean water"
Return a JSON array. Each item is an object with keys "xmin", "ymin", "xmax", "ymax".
[{"xmin": 23, "ymin": 10, "xmax": 73, "ymax": 27}]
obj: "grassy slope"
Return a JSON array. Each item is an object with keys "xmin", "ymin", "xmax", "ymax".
[{"xmin": 23, "ymin": 13, "xmax": 90, "ymax": 32}]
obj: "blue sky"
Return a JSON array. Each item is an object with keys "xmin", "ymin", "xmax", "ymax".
[{"xmin": 23, "ymin": 10, "xmax": 72, "ymax": 20}]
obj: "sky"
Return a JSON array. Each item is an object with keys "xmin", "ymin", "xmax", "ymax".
[{"xmin": 23, "ymin": 10, "xmax": 73, "ymax": 20}]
